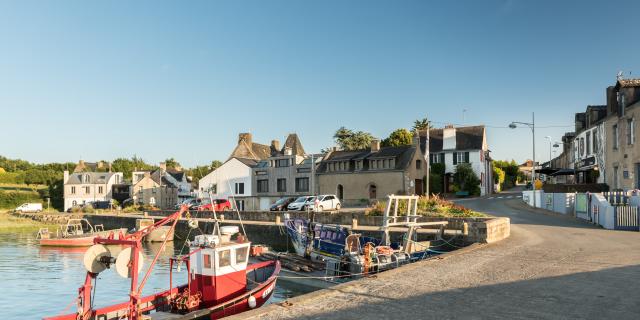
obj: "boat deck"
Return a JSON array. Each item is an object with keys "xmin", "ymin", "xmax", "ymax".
[{"xmin": 148, "ymin": 311, "xmax": 184, "ymax": 320}]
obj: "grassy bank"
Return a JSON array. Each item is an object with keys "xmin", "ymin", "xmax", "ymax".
[{"xmin": 0, "ymin": 211, "xmax": 58, "ymax": 233}]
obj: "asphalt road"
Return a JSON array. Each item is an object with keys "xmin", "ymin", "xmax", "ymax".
[{"xmin": 237, "ymin": 187, "xmax": 640, "ymax": 319}]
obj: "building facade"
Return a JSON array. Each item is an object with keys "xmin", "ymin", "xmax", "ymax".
[
  {"xmin": 604, "ymin": 79, "xmax": 640, "ymax": 190},
  {"xmin": 572, "ymin": 105, "xmax": 608, "ymax": 184},
  {"xmin": 428, "ymin": 125, "xmax": 493, "ymax": 196},
  {"xmin": 130, "ymin": 169, "xmax": 179, "ymax": 209},
  {"xmin": 316, "ymin": 136, "xmax": 428, "ymax": 206},
  {"xmin": 63, "ymin": 171, "xmax": 124, "ymax": 211}
]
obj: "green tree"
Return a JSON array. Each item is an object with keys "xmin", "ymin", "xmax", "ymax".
[
  {"xmin": 164, "ymin": 158, "xmax": 181, "ymax": 169},
  {"xmin": 382, "ymin": 128, "xmax": 413, "ymax": 147},
  {"xmin": 112, "ymin": 157, "xmax": 154, "ymax": 181},
  {"xmin": 453, "ymin": 163, "xmax": 481, "ymax": 196},
  {"xmin": 333, "ymin": 127, "xmax": 374, "ymax": 150},
  {"xmin": 412, "ymin": 117, "xmax": 431, "ymax": 131}
]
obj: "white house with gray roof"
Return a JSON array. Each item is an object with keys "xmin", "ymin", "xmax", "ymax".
[{"xmin": 63, "ymin": 171, "xmax": 124, "ymax": 211}]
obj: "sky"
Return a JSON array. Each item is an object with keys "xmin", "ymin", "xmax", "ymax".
[{"xmin": 1, "ymin": 0, "xmax": 640, "ymax": 168}]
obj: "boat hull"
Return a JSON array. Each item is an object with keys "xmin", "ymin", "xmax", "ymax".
[{"xmin": 39, "ymin": 229, "xmax": 128, "ymax": 247}]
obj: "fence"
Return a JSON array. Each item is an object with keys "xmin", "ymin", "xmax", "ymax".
[
  {"xmin": 614, "ymin": 206, "xmax": 640, "ymax": 231},
  {"xmin": 603, "ymin": 191, "xmax": 629, "ymax": 206}
]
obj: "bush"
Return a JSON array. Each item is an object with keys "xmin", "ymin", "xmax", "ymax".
[
  {"xmin": 70, "ymin": 206, "xmax": 83, "ymax": 213},
  {"xmin": 453, "ymin": 163, "xmax": 480, "ymax": 196},
  {"xmin": 0, "ymin": 190, "xmax": 41, "ymax": 209},
  {"xmin": 82, "ymin": 204, "xmax": 95, "ymax": 213},
  {"xmin": 367, "ymin": 195, "xmax": 485, "ymax": 217}
]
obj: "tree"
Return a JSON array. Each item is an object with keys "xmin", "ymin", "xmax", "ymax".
[
  {"xmin": 112, "ymin": 157, "xmax": 154, "ymax": 181},
  {"xmin": 382, "ymin": 128, "xmax": 413, "ymax": 147},
  {"xmin": 412, "ymin": 117, "xmax": 431, "ymax": 131},
  {"xmin": 164, "ymin": 158, "xmax": 181, "ymax": 169},
  {"xmin": 453, "ymin": 163, "xmax": 481, "ymax": 196},
  {"xmin": 333, "ymin": 127, "xmax": 374, "ymax": 150}
]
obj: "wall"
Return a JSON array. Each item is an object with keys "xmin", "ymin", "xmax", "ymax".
[
  {"xmin": 252, "ymin": 155, "xmax": 313, "ymax": 198},
  {"xmin": 317, "ymin": 171, "xmax": 404, "ymax": 205},
  {"xmin": 604, "ymin": 105, "xmax": 640, "ymax": 190},
  {"xmin": 198, "ymin": 158, "xmax": 253, "ymax": 198}
]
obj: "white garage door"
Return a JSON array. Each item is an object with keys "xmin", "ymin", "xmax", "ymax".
[{"xmin": 259, "ymin": 197, "xmax": 271, "ymax": 211}]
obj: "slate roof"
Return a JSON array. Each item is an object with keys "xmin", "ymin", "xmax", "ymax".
[
  {"xmin": 66, "ymin": 172, "xmax": 118, "ymax": 185},
  {"xmin": 316, "ymin": 146, "xmax": 416, "ymax": 173},
  {"xmin": 617, "ymin": 79, "xmax": 640, "ymax": 88},
  {"xmin": 150, "ymin": 169, "xmax": 176, "ymax": 187},
  {"xmin": 426, "ymin": 125, "xmax": 485, "ymax": 153},
  {"xmin": 235, "ymin": 158, "xmax": 259, "ymax": 167},
  {"xmin": 282, "ymin": 133, "xmax": 305, "ymax": 156},
  {"xmin": 167, "ymin": 169, "xmax": 185, "ymax": 182}
]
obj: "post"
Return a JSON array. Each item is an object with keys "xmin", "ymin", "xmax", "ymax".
[
  {"xmin": 426, "ymin": 127, "xmax": 430, "ymax": 199},
  {"xmin": 311, "ymin": 153, "xmax": 315, "ymax": 196},
  {"xmin": 532, "ymin": 112, "xmax": 536, "ymax": 208}
]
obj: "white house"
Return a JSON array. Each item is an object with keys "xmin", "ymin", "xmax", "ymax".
[
  {"xmin": 198, "ymin": 158, "xmax": 258, "ymax": 211},
  {"xmin": 426, "ymin": 125, "xmax": 493, "ymax": 196},
  {"xmin": 63, "ymin": 171, "xmax": 124, "ymax": 211}
]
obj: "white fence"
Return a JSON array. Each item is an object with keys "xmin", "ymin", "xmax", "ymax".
[{"xmin": 521, "ymin": 190, "xmax": 639, "ymax": 231}]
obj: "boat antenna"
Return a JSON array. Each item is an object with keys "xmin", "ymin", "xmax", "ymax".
[
  {"xmin": 207, "ymin": 191, "xmax": 222, "ymax": 237},
  {"xmin": 225, "ymin": 177, "xmax": 248, "ymax": 239}
]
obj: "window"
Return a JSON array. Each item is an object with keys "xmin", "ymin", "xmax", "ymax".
[
  {"xmin": 152, "ymin": 187, "xmax": 157, "ymax": 193},
  {"xmin": 257, "ymin": 179, "xmax": 269, "ymax": 193},
  {"xmin": 210, "ymin": 184, "xmax": 217, "ymax": 194},
  {"xmin": 613, "ymin": 124, "xmax": 619, "ymax": 150},
  {"xmin": 236, "ymin": 247, "xmax": 248, "ymax": 264},
  {"xmin": 454, "ymin": 152, "xmax": 469, "ymax": 164},
  {"xmin": 416, "ymin": 160, "xmax": 422, "ymax": 169},
  {"xmin": 83, "ymin": 174, "xmax": 90, "ymax": 183},
  {"xmin": 72, "ymin": 200, "xmax": 77, "ymax": 206},
  {"xmin": 586, "ymin": 132, "xmax": 591, "ymax": 155},
  {"xmin": 138, "ymin": 186, "xmax": 143, "ymax": 193},
  {"xmin": 579, "ymin": 138, "xmax": 585, "ymax": 156},
  {"xmin": 295, "ymin": 177, "xmax": 309, "ymax": 192},
  {"xmin": 98, "ymin": 186, "xmax": 103, "ymax": 194},
  {"xmin": 377, "ymin": 160, "xmax": 381, "ymax": 169},
  {"xmin": 84, "ymin": 186, "xmax": 90, "ymax": 194},
  {"xmin": 277, "ymin": 178, "xmax": 286, "ymax": 192},
  {"xmin": 276, "ymin": 159, "xmax": 289, "ymax": 167},
  {"xmin": 614, "ymin": 166, "xmax": 619, "ymax": 189},
  {"xmin": 203, "ymin": 254, "xmax": 211, "ymax": 268},
  {"xmin": 71, "ymin": 186, "xmax": 76, "ymax": 194},
  {"xmin": 234, "ymin": 183, "xmax": 244, "ymax": 194},
  {"xmin": 593, "ymin": 132, "xmax": 598, "ymax": 152},
  {"xmin": 218, "ymin": 250, "xmax": 231, "ymax": 267},
  {"xmin": 627, "ymin": 118, "xmax": 635, "ymax": 145}
]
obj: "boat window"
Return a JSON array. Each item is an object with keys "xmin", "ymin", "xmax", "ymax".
[
  {"xmin": 203, "ymin": 254, "xmax": 211, "ymax": 269},
  {"xmin": 320, "ymin": 230, "xmax": 327, "ymax": 238},
  {"xmin": 218, "ymin": 249, "xmax": 231, "ymax": 267},
  {"xmin": 236, "ymin": 246, "xmax": 248, "ymax": 264}
]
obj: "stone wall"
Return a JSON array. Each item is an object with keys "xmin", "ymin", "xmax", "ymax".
[{"xmin": 466, "ymin": 217, "xmax": 510, "ymax": 244}]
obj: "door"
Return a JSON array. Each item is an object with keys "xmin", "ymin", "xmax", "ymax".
[
  {"xmin": 415, "ymin": 179, "xmax": 423, "ymax": 196},
  {"xmin": 337, "ymin": 185, "xmax": 344, "ymax": 201},
  {"xmin": 636, "ymin": 163, "xmax": 640, "ymax": 189},
  {"xmin": 369, "ymin": 184, "xmax": 377, "ymax": 199}
]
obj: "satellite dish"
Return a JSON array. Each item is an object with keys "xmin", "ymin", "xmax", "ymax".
[
  {"xmin": 83, "ymin": 244, "xmax": 111, "ymax": 274},
  {"xmin": 115, "ymin": 247, "xmax": 144, "ymax": 278}
]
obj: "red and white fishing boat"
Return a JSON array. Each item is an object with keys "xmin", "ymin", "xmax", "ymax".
[
  {"xmin": 37, "ymin": 218, "xmax": 127, "ymax": 247},
  {"xmin": 44, "ymin": 206, "xmax": 281, "ymax": 320}
]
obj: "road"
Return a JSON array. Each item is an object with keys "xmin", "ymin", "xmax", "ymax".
[{"xmin": 235, "ymin": 187, "xmax": 640, "ymax": 320}]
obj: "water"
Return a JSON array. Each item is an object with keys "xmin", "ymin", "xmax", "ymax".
[{"xmin": 0, "ymin": 232, "xmax": 307, "ymax": 319}]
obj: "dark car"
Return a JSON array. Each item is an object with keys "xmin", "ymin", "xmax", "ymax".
[
  {"xmin": 270, "ymin": 197, "xmax": 296, "ymax": 211},
  {"xmin": 90, "ymin": 201, "xmax": 112, "ymax": 209}
]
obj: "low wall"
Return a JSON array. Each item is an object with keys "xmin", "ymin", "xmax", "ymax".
[{"xmin": 467, "ymin": 217, "xmax": 510, "ymax": 244}]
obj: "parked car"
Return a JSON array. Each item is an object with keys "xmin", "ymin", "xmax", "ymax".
[
  {"xmin": 174, "ymin": 198, "xmax": 201, "ymax": 210},
  {"xmin": 270, "ymin": 197, "xmax": 296, "ymax": 211},
  {"xmin": 197, "ymin": 199, "xmax": 232, "ymax": 211},
  {"xmin": 313, "ymin": 194, "xmax": 341, "ymax": 212},
  {"xmin": 89, "ymin": 201, "xmax": 112, "ymax": 210},
  {"xmin": 287, "ymin": 196, "xmax": 315, "ymax": 211},
  {"xmin": 15, "ymin": 203, "xmax": 42, "ymax": 213}
]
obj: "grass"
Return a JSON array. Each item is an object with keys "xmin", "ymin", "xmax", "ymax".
[
  {"xmin": 0, "ymin": 183, "xmax": 47, "ymax": 192},
  {"xmin": 0, "ymin": 211, "xmax": 59, "ymax": 233},
  {"xmin": 367, "ymin": 194, "xmax": 488, "ymax": 218}
]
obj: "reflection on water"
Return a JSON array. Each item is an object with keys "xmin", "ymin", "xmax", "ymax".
[{"xmin": 0, "ymin": 232, "xmax": 305, "ymax": 319}]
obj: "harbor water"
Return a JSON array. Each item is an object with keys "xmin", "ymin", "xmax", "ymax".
[{"xmin": 0, "ymin": 232, "xmax": 309, "ymax": 319}]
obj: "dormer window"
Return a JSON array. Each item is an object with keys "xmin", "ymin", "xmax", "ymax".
[{"xmin": 83, "ymin": 174, "xmax": 90, "ymax": 183}]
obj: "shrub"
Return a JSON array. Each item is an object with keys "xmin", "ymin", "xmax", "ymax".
[
  {"xmin": 82, "ymin": 204, "xmax": 95, "ymax": 213},
  {"xmin": 70, "ymin": 206, "xmax": 83, "ymax": 213},
  {"xmin": 367, "ymin": 194, "xmax": 485, "ymax": 217},
  {"xmin": 453, "ymin": 163, "xmax": 480, "ymax": 196}
]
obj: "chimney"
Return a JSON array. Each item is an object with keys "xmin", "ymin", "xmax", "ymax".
[
  {"xmin": 108, "ymin": 163, "xmax": 112, "ymax": 173},
  {"xmin": 443, "ymin": 125, "xmax": 456, "ymax": 150},
  {"xmin": 78, "ymin": 159, "xmax": 85, "ymax": 167},
  {"xmin": 370, "ymin": 139, "xmax": 381, "ymax": 152},
  {"xmin": 159, "ymin": 162, "xmax": 167, "ymax": 172},
  {"xmin": 63, "ymin": 170, "xmax": 69, "ymax": 184},
  {"xmin": 606, "ymin": 86, "xmax": 618, "ymax": 116},
  {"xmin": 271, "ymin": 139, "xmax": 280, "ymax": 151},
  {"xmin": 98, "ymin": 161, "xmax": 104, "ymax": 169},
  {"xmin": 144, "ymin": 171, "xmax": 151, "ymax": 178},
  {"xmin": 412, "ymin": 130, "xmax": 420, "ymax": 146},
  {"xmin": 238, "ymin": 133, "xmax": 253, "ymax": 146},
  {"xmin": 284, "ymin": 147, "xmax": 293, "ymax": 156}
]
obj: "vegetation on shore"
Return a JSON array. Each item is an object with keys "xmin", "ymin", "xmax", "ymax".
[
  {"xmin": 0, "ymin": 212, "xmax": 58, "ymax": 232},
  {"xmin": 367, "ymin": 195, "xmax": 487, "ymax": 218}
]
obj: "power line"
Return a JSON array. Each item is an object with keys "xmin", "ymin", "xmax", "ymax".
[{"xmin": 428, "ymin": 120, "xmax": 573, "ymax": 129}]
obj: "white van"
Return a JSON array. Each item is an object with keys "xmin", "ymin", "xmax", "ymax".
[{"xmin": 15, "ymin": 203, "xmax": 43, "ymax": 213}]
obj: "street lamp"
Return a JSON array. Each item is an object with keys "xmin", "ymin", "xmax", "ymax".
[{"xmin": 509, "ymin": 112, "xmax": 536, "ymax": 207}]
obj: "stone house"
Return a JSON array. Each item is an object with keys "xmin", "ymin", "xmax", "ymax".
[
  {"xmin": 251, "ymin": 134, "xmax": 321, "ymax": 210},
  {"xmin": 130, "ymin": 168, "xmax": 178, "ymax": 209},
  {"xmin": 427, "ymin": 125, "xmax": 493, "ymax": 196},
  {"xmin": 604, "ymin": 78, "xmax": 640, "ymax": 190},
  {"xmin": 63, "ymin": 171, "xmax": 124, "ymax": 211},
  {"xmin": 316, "ymin": 135, "xmax": 428, "ymax": 206},
  {"xmin": 73, "ymin": 160, "xmax": 109, "ymax": 173}
]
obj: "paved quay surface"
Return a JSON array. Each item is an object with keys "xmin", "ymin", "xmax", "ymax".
[{"xmin": 232, "ymin": 187, "xmax": 640, "ymax": 320}]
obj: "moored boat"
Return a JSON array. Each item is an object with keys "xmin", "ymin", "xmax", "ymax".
[
  {"xmin": 44, "ymin": 206, "xmax": 280, "ymax": 320},
  {"xmin": 37, "ymin": 218, "xmax": 127, "ymax": 247}
]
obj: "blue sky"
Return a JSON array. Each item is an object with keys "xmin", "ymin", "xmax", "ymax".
[{"xmin": 1, "ymin": 0, "xmax": 639, "ymax": 167}]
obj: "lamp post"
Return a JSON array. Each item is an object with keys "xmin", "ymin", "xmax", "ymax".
[
  {"xmin": 545, "ymin": 136, "xmax": 552, "ymax": 166},
  {"xmin": 509, "ymin": 112, "xmax": 536, "ymax": 207}
]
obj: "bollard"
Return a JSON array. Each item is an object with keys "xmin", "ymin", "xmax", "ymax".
[
  {"xmin": 352, "ymin": 218, "xmax": 358, "ymax": 229},
  {"xmin": 144, "ymin": 212, "xmax": 148, "ymax": 217},
  {"xmin": 462, "ymin": 222, "xmax": 469, "ymax": 236},
  {"xmin": 275, "ymin": 215, "xmax": 281, "ymax": 225}
]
